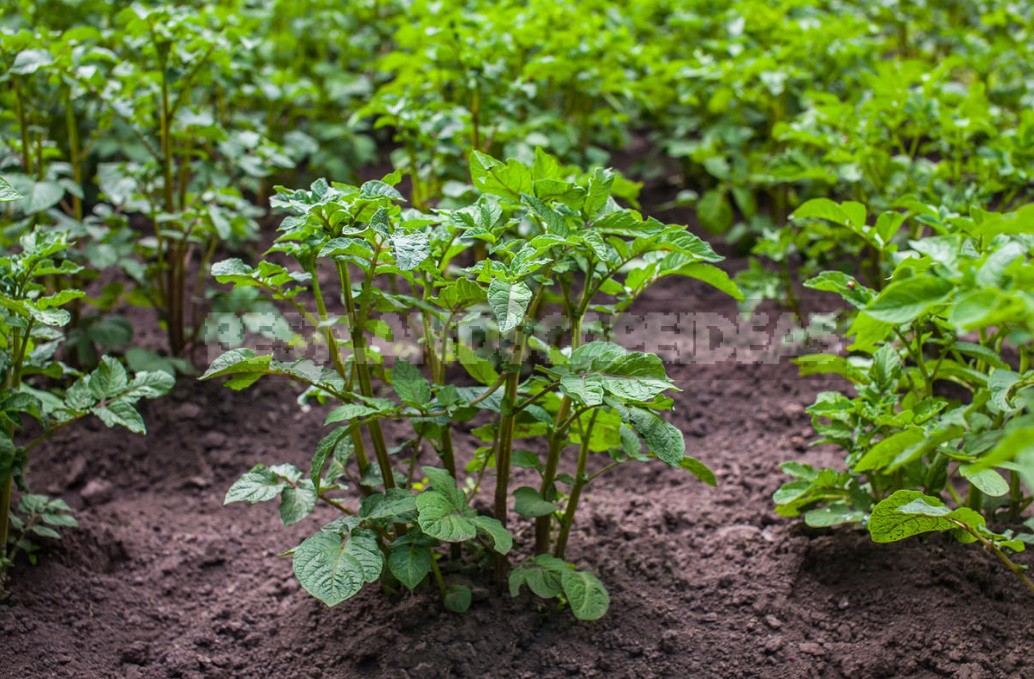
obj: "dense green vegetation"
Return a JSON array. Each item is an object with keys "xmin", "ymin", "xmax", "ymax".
[{"xmin": 1, "ymin": 0, "xmax": 1032, "ymax": 607}]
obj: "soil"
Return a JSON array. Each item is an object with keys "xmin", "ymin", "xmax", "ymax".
[{"xmin": 2, "ymin": 183, "xmax": 1033, "ymax": 678}]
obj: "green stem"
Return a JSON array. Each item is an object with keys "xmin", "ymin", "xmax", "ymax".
[
  {"xmin": 14, "ymin": 79, "xmax": 33, "ymax": 176},
  {"xmin": 1008, "ymin": 471, "xmax": 1023, "ymax": 522},
  {"xmin": 966, "ymin": 484, "xmax": 983, "ymax": 512},
  {"xmin": 430, "ymin": 553, "xmax": 447, "ymax": 597},
  {"xmin": 535, "ymin": 396, "xmax": 570, "ymax": 554},
  {"xmin": 493, "ymin": 354, "xmax": 524, "ymax": 529},
  {"xmin": 338, "ymin": 260, "xmax": 394, "ymax": 489},
  {"xmin": 956, "ymin": 521, "xmax": 1034, "ymax": 595},
  {"xmin": 553, "ymin": 410, "xmax": 598, "ymax": 559},
  {"xmin": 65, "ymin": 95, "xmax": 83, "ymax": 221},
  {"xmin": 325, "ymin": 264, "xmax": 370, "ymax": 476},
  {"xmin": 0, "ymin": 476, "xmax": 12, "ymax": 567}
]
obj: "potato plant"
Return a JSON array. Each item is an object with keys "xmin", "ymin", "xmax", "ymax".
[
  {"xmin": 203, "ymin": 151, "xmax": 730, "ymax": 618},
  {"xmin": 775, "ymin": 199, "xmax": 1034, "ymax": 591},
  {"xmin": 0, "ymin": 188, "xmax": 173, "ymax": 597}
]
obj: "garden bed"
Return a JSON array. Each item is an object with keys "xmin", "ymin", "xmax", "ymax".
[{"xmin": 1, "ymin": 268, "xmax": 1029, "ymax": 679}]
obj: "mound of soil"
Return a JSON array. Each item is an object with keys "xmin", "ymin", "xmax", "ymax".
[{"xmin": 1, "ymin": 265, "xmax": 1031, "ymax": 678}]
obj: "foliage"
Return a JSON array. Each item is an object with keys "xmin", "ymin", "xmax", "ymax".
[
  {"xmin": 204, "ymin": 151, "xmax": 729, "ymax": 617},
  {"xmin": 775, "ymin": 200, "xmax": 1034, "ymax": 590},
  {"xmin": 0, "ymin": 227, "xmax": 173, "ymax": 596}
]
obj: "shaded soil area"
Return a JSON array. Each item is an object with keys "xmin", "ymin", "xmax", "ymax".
[{"xmin": 2, "ymin": 267, "xmax": 1031, "ymax": 679}]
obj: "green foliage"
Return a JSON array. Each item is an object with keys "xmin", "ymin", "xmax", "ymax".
[
  {"xmin": 775, "ymin": 200, "xmax": 1034, "ymax": 591},
  {"xmin": 207, "ymin": 151, "xmax": 729, "ymax": 616},
  {"xmin": 0, "ymin": 229, "xmax": 172, "ymax": 596}
]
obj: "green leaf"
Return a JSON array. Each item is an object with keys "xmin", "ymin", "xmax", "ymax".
[
  {"xmin": 854, "ymin": 429, "xmax": 925, "ymax": 472},
  {"xmin": 0, "ymin": 176, "xmax": 22, "ymax": 202},
  {"xmin": 10, "ymin": 49, "xmax": 54, "ymax": 74},
  {"xmin": 514, "ymin": 486, "xmax": 556, "ymax": 518},
  {"xmin": 434, "ymin": 279, "xmax": 486, "ymax": 309},
  {"xmin": 472, "ymin": 515, "xmax": 513, "ymax": 555},
  {"xmin": 868, "ymin": 490, "xmax": 984, "ymax": 543},
  {"xmin": 792, "ymin": 198, "xmax": 864, "ymax": 227},
  {"xmin": 805, "ymin": 271, "xmax": 873, "ymax": 309},
  {"xmin": 488, "ymin": 279, "xmax": 533, "ymax": 333},
  {"xmin": 804, "ymin": 505, "xmax": 865, "ymax": 528},
  {"xmin": 360, "ymin": 488, "xmax": 418, "ymax": 521},
  {"xmin": 280, "ymin": 480, "xmax": 317, "ymax": 525},
  {"xmin": 443, "ymin": 584, "xmax": 472, "ymax": 613},
  {"xmin": 413, "ymin": 487, "xmax": 477, "ymax": 541},
  {"xmin": 390, "ymin": 232, "xmax": 429, "ymax": 270},
  {"xmin": 865, "ymin": 276, "xmax": 954, "ymax": 324},
  {"xmin": 311, "ymin": 427, "xmax": 354, "ymax": 487},
  {"xmin": 0, "ymin": 434, "xmax": 15, "ymax": 478},
  {"xmin": 360, "ymin": 179, "xmax": 404, "ymax": 201},
  {"xmin": 678, "ymin": 455, "xmax": 717, "ymax": 486},
  {"xmin": 672, "ymin": 263, "xmax": 743, "ymax": 300},
  {"xmin": 561, "ymin": 569, "xmax": 610, "ymax": 621},
  {"xmin": 292, "ymin": 529, "xmax": 383, "ymax": 606},
  {"xmin": 697, "ymin": 189, "xmax": 733, "ymax": 234},
  {"xmin": 509, "ymin": 554, "xmax": 566, "ymax": 598},
  {"xmin": 324, "ymin": 403, "xmax": 384, "ymax": 425},
  {"xmin": 19, "ymin": 181, "xmax": 64, "ymax": 215},
  {"xmin": 583, "ymin": 169, "xmax": 614, "ymax": 217},
  {"xmin": 92, "ymin": 401, "xmax": 146, "ymax": 434},
  {"xmin": 970, "ymin": 428, "xmax": 1034, "ymax": 490},
  {"xmin": 225, "ymin": 465, "xmax": 285, "ymax": 504},
  {"xmin": 457, "ymin": 344, "xmax": 499, "ymax": 385},
  {"xmin": 469, "ymin": 151, "xmax": 532, "ymax": 198},
  {"xmin": 959, "ymin": 464, "xmax": 1009, "ymax": 497},
  {"xmin": 392, "ymin": 360, "xmax": 431, "ymax": 407},
  {"xmin": 618, "ymin": 405, "xmax": 685, "ymax": 466},
  {"xmin": 562, "ymin": 349, "xmax": 674, "ymax": 405},
  {"xmin": 388, "ymin": 537, "xmax": 432, "ymax": 590},
  {"xmin": 201, "ymin": 349, "xmax": 272, "ymax": 381}
]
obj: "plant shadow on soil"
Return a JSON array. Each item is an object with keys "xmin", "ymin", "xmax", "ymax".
[{"xmin": 1, "ymin": 211, "xmax": 1032, "ymax": 678}]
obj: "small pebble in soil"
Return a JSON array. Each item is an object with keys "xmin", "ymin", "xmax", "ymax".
[
  {"xmin": 64, "ymin": 456, "xmax": 88, "ymax": 488},
  {"xmin": 201, "ymin": 431, "xmax": 228, "ymax": 450},
  {"xmin": 174, "ymin": 402, "xmax": 202, "ymax": 419},
  {"xmin": 764, "ymin": 614, "xmax": 783, "ymax": 630},
  {"xmin": 764, "ymin": 636, "xmax": 784, "ymax": 654},
  {"xmin": 799, "ymin": 642, "xmax": 826, "ymax": 657},
  {"xmin": 80, "ymin": 478, "xmax": 114, "ymax": 506}
]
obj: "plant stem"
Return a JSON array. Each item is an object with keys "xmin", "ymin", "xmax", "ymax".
[
  {"xmin": 535, "ymin": 286, "xmax": 588, "ymax": 553},
  {"xmin": 430, "ymin": 553, "xmax": 447, "ymax": 597},
  {"xmin": 0, "ymin": 476, "xmax": 12, "ymax": 565},
  {"xmin": 956, "ymin": 522, "xmax": 1034, "ymax": 595},
  {"xmin": 65, "ymin": 95, "xmax": 83, "ymax": 221},
  {"xmin": 553, "ymin": 410, "xmax": 598, "ymax": 559},
  {"xmin": 157, "ymin": 50, "xmax": 186, "ymax": 356},
  {"xmin": 535, "ymin": 396, "xmax": 569, "ymax": 554},
  {"xmin": 966, "ymin": 484, "xmax": 983, "ymax": 512},
  {"xmin": 1008, "ymin": 471, "xmax": 1023, "ymax": 522},
  {"xmin": 14, "ymin": 79, "xmax": 33, "ymax": 176},
  {"xmin": 338, "ymin": 261, "xmax": 394, "ymax": 488},
  {"xmin": 493, "ymin": 356, "xmax": 524, "ymax": 528},
  {"xmin": 322, "ymin": 264, "xmax": 369, "ymax": 475}
]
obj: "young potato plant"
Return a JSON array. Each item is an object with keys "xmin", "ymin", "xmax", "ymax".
[
  {"xmin": 203, "ymin": 151, "xmax": 731, "ymax": 619},
  {"xmin": 0, "ymin": 217, "xmax": 174, "ymax": 598},
  {"xmin": 1, "ymin": 7, "xmax": 291, "ymax": 360},
  {"xmin": 775, "ymin": 200, "xmax": 1034, "ymax": 593}
]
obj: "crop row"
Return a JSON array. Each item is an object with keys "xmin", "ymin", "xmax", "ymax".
[{"xmin": 1, "ymin": 0, "xmax": 1032, "ymax": 612}]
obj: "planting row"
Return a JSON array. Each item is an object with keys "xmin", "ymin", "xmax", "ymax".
[{"xmin": 1, "ymin": 0, "xmax": 1032, "ymax": 612}]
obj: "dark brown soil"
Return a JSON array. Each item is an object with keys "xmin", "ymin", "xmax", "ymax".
[{"xmin": 2, "ymin": 266, "xmax": 1031, "ymax": 679}]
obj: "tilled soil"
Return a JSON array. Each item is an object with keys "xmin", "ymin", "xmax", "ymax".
[{"xmin": 2, "ymin": 266, "xmax": 1032, "ymax": 679}]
